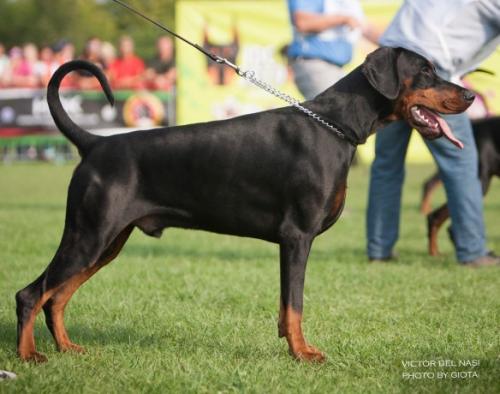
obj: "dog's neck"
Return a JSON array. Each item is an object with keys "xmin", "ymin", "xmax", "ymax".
[{"xmin": 305, "ymin": 66, "xmax": 393, "ymax": 145}]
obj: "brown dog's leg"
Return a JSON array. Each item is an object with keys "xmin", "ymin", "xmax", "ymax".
[
  {"xmin": 420, "ymin": 173, "xmax": 442, "ymax": 214},
  {"xmin": 278, "ymin": 234, "xmax": 324, "ymax": 362},
  {"xmin": 427, "ymin": 204, "xmax": 449, "ymax": 256},
  {"xmin": 43, "ymin": 226, "xmax": 133, "ymax": 353}
]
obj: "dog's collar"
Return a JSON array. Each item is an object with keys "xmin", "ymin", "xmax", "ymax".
[
  {"xmin": 319, "ymin": 116, "xmax": 360, "ymax": 147},
  {"xmin": 297, "ymin": 101, "xmax": 361, "ymax": 147},
  {"xmin": 301, "ymin": 110, "xmax": 360, "ymax": 147}
]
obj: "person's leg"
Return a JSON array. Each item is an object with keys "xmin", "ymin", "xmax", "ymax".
[
  {"xmin": 291, "ymin": 58, "xmax": 344, "ymax": 100},
  {"xmin": 367, "ymin": 121, "xmax": 412, "ymax": 259},
  {"xmin": 425, "ymin": 113, "xmax": 488, "ymax": 262}
]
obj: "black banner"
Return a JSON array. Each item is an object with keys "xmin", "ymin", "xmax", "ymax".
[{"xmin": 0, "ymin": 88, "xmax": 175, "ymax": 135}]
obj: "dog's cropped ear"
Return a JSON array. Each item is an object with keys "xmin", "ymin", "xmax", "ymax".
[{"xmin": 362, "ymin": 47, "xmax": 401, "ymax": 100}]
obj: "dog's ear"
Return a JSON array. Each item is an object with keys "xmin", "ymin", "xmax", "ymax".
[{"xmin": 362, "ymin": 47, "xmax": 401, "ymax": 100}]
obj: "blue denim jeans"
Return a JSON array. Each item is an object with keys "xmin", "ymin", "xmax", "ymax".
[{"xmin": 366, "ymin": 113, "xmax": 487, "ymax": 262}]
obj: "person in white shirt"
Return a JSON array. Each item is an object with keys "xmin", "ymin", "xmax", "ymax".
[{"xmin": 367, "ymin": 0, "xmax": 500, "ymax": 267}]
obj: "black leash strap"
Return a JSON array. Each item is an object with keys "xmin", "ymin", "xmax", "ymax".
[{"xmin": 110, "ymin": 0, "xmax": 357, "ymax": 146}]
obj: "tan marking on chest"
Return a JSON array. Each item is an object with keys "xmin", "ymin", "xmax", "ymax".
[{"xmin": 331, "ymin": 183, "xmax": 347, "ymax": 219}]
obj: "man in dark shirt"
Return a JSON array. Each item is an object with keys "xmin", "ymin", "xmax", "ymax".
[{"xmin": 146, "ymin": 36, "xmax": 176, "ymax": 91}]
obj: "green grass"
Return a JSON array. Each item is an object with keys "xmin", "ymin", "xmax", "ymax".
[{"xmin": 0, "ymin": 163, "xmax": 499, "ymax": 393}]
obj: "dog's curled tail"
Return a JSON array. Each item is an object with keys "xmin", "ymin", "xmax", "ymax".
[{"xmin": 47, "ymin": 60, "xmax": 114, "ymax": 155}]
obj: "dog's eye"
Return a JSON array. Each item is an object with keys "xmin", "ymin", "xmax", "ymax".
[{"xmin": 421, "ymin": 66, "xmax": 433, "ymax": 76}]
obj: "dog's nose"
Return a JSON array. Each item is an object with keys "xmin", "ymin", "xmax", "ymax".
[{"xmin": 463, "ymin": 90, "xmax": 475, "ymax": 102}]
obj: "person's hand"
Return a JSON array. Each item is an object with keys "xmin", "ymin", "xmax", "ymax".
[
  {"xmin": 343, "ymin": 16, "xmax": 361, "ymax": 29},
  {"xmin": 361, "ymin": 23, "xmax": 382, "ymax": 45}
]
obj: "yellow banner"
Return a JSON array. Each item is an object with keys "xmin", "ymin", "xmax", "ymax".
[{"xmin": 176, "ymin": 1, "xmax": 301, "ymax": 124}]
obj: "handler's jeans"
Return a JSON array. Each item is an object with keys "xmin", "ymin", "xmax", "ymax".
[{"xmin": 366, "ymin": 113, "xmax": 488, "ymax": 262}]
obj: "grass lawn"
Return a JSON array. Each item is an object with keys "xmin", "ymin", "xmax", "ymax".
[{"xmin": 0, "ymin": 163, "xmax": 498, "ymax": 393}]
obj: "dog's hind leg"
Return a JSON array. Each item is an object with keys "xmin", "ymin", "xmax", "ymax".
[
  {"xmin": 42, "ymin": 225, "xmax": 134, "ymax": 353},
  {"xmin": 15, "ymin": 271, "xmax": 56, "ymax": 363},
  {"xmin": 16, "ymin": 223, "xmax": 133, "ymax": 362},
  {"xmin": 420, "ymin": 173, "xmax": 442, "ymax": 214},
  {"xmin": 427, "ymin": 204, "xmax": 449, "ymax": 256},
  {"xmin": 277, "ymin": 232, "xmax": 325, "ymax": 362},
  {"xmin": 15, "ymin": 227, "xmax": 101, "ymax": 362},
  {"xmin": 16, "ymin": 164, "xmax": 137, "ymax": 361}
]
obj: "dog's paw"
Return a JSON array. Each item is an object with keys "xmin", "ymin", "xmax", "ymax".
[
  {"xmin": 59, "ymin": 342, "xmax": 86, "ymax": 354},
  {"xmin": 290, "ymin": 344, "xmax": 326, "ymax": 363},
  {"xmin": 19, "ymin": 351, "xmax": 48, "ymax": 363}
]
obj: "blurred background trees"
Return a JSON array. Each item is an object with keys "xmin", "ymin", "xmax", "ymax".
[{"xmin": 0, "ymin": 0, "xmax": 176, "ymax": 58}]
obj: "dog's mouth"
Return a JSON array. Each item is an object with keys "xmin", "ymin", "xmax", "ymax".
[{"xmin": 409, "ymin": 105, "xmax": 464, "ymax": 149}]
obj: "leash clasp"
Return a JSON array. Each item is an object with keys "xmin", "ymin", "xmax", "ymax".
[{"xmin": 214, "ymin": 55, "xmax": 243, "ymax": 76}]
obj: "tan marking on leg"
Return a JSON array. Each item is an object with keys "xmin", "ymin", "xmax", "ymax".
[
  {"xmin": 428, "ymin": 205, "xmax": 449, "ymax": 256},
  {"xmin": 421, "ymin": 177, "xmax": 442, "ymax": 214},
  {"xmin": 18, "ymin": 289, "xmax": 57, "ymax": 363},
  {"xmin": 278, "ymin": 303, "xmax": 325, "ymax": 362},
  {"xmin": 48, "ymin": 267, "xmax": 99, "ymax": 352},
  {"xmin": 45, "ymin": 226, "xmax": 133, "ymax": 353}
]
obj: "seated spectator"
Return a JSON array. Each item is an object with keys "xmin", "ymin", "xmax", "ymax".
[
  {"xmin": 145, "ymin": 36, "xmax": 176, "ymax": 91},
  {"xmin": 4, "ymin": 44, "xmax": 39, "ymax": 88},
  {"xmin": 53, "ymin": 40, "xmax": 77, "ymax": 88},
  {"xmin": 0, "ymin": 43, "xmax": 9, "ymax": 87},
  {"xmin": 83, "ymin": 37, "xmax": 104, "ymax": 66},
  {"xmin": 110, "ymin": 35, "xmax": 145, "ymax": 89},
  {"xmin": 54, "ymin": 40, "xmax": 75, "ymax": 65},
  {"xmin": 23, "ymin": 43, "xmax": 41, "ymax": 88},
  {"xmin": 100, "ymin": 41, "xmax": 118, "ymax": 85},
  {"xmin": 76, "ymin": 37, "xmax": 105, "ymax": 90},
  {"xmin": 36, "ymin": 45, "xmax": 58, "ymax": 87}
]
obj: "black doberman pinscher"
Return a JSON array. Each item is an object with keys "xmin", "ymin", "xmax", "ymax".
[
  {"xmin": 16, "ymin": 47, "xmax": 474, "ymax": 363},
  {"xmin": 421, "ymin": 116, "xmax": 500, "ymax": 256}
]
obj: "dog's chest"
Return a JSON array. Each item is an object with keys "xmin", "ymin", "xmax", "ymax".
[
  {"xmin": 320, "ymin": 182, "xmax": 347, "ymax": 232},
  {"xmin": 329, "ymin": 183, "xmax": 347, "ymax": 221}
]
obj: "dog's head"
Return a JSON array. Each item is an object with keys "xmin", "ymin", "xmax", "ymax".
[{"xmin": 362, "ymin": 47, "xmax": 475, "ymax": 148}]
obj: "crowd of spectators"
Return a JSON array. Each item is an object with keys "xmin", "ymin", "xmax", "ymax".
[{"xmin": 0, "ymin": 35, "xmax": 176, "ymax": 91}]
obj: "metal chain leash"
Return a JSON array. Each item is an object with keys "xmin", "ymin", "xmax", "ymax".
[{"xmin": 237, "ymin": 68, "xmax": 352, "ymax": 143}]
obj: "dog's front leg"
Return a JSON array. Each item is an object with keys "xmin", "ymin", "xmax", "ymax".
[{"xmin": 278, "ymin": 233, "xmax": 325, "ymax": 362}]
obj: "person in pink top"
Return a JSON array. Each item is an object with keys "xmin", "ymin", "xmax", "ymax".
[
  {"xmin": 5, "ymin": 44, "xmax": 38, "ymax": 88},
  {"xmin": 0, "ymin": 43, "xmax": 9, "ymax": 87},
  {"xmin": 35, "ymin": 45, "xmax": 59, "ymax": 88}
]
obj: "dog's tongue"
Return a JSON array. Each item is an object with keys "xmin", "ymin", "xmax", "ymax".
[{"xmin": 437, "ymin": 116, "xmax": 464, "ymax": 149}]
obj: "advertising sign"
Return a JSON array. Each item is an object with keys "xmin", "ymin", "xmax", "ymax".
[{"xmin": 0, "ymin": 89, "xmax": 175, "ymax": 136}]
